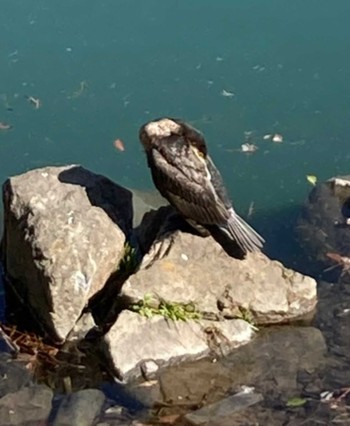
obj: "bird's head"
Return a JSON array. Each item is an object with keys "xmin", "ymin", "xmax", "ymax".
[{"xmin": 139, "ymin": 118, "xmax": 207, "ymax": 158}]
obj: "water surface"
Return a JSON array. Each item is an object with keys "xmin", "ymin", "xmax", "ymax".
[{"xmin": 1, "ymin": 1, "xmax": 350, "ymax": 245}]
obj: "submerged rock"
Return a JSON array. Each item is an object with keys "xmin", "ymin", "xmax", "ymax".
[
  {"xmin": 157, "ymin": 326, "xmax": 326, "ymax": 424},
  {"xmin": 185, "ymin": 388, "xmax": 263, "ymax": 426},
  {"xmin": 1, "ymin": 165, "xmax": 131, "ymax": 342}
]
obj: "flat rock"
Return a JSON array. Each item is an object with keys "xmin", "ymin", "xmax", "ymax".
[
  {"xmin": 102, "ymin": 310, "xmax": 255, "ymax": 381},
  {"xmin": 185, "ymin": 389, "xmax": 263, "ymax": 426},
  {"xmin": 1, "ymin": 165, "xmax": 131, "ymax": 341},
  {"xmin": 122, "ymin": 231, "xmax": 317, "ymax": 325},
  {"xmin": 0, "ymin": 384, "xmax": 53, "ymax": 426}
]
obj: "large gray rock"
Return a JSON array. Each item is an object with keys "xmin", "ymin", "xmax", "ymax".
[
  {"xmin": 122, "ymin": 231, "xmax": 317, "ymax": 325},
  {"xmin": 105, "ymin": 217, "xmax": 317, "ymax": 381},
  {"xmin": 1, "ymin": 165, "xmax": 131, "ymax": 342},
  {"xmin": 102, "ymin": 310, "xmax": 255, "ymax": 381}
]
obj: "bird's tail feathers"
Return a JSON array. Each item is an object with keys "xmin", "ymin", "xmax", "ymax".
[{"xmin": 221, "ymin": 209, "xmax": 265, "ymax": 253}]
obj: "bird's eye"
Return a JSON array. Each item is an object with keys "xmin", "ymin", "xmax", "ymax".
[{"xmin": 191, "ymin": 145, "xmax": 206, "ymax": 159}]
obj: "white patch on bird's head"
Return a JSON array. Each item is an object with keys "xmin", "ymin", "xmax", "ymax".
[{"xmin": 145, "ymin": 118, "xmax": 181, "ymax": 138}]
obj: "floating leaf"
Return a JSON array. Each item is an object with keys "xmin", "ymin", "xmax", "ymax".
[
  {"xmin": 306, "ymin": 175, "xmax": 317, "ymax": 186},
  {"xmin": 286, "ymin": 397, "xmax": 307, "ymax": 408}
]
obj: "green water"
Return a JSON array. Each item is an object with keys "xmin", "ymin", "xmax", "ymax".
[{"xmin": 1, "ymin": 0, "xmax": 350, "ymax": 262}]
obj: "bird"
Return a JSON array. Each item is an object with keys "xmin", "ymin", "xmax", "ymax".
[{"xmin": 139, "ymin": 117, "xmax": 264, "ymax": 256}]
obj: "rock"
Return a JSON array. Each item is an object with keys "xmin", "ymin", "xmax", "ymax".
[
  {"xmin": 1, "ymin": 165, "xmax": 131, "ymax": 342},
  {"xmin": 52, "ymin": 388, "xmax": 105, "ymax": 426},
  {"xmin": 126, "ymin": 379, "xmax": 162, "ymax": 408},
  {"xmin": 184, "ymin": 388, "xmax": 263, "ymax": 425},
  {"xmin": 102, "ymin": 310, "xmax": 255, "ymax": 381},
  {"xmin": 66, "ymin": 312, "xmax": 97, "ymax": 342},
  {"xmin": 122, "ymin": 231, "xmax": 317, "ymax": 325},
  {"xmin": 0, "ymin": 353, "xmax": 32, "ymax": 398},
  {"xmin": 0, "ymin": 262, "xmax": 5, "ymax": 323},
  {"xmin": 0, "ymin": 327, "xmax": 18, "ymax": 355},
  {"xmin": 99, "ymin": 404, "xmax": 135, "ymax": 426},
  {"xmin": 140, "ymin": 360, "xmax": 160, "ymax": 379},
  {"xmin": 0, "ymin": 384, "xmax": 53, "ymax": 425},
  {"xmin": 296, "ymin": 176, "xmax": 350, "ymax": 277}
]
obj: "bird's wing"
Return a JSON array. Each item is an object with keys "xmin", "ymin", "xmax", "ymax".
[{"xmin": 149, "ymin": 147, "xmax": 230, "ymax": 224}]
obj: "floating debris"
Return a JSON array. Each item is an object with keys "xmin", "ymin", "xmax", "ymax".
[
  {"xmin": 306, "ymin": 175, "xmax": 317, "ymax": 186},
  {"xmin": 263, "ymin": 134, "xmax": 272, "ymax": 140},
  {"xmin": 272, "ymin": 133, "xmax": 283, "ymax": 143},
  {"xmin": 286, "ymin": 397, "xmax": 307, "ymax": 408},
  {"xmin": 8, "ymin": 50, "xmax": 18, "ymax": 58},
  {"xmin": 247, "ymin": 201, "xmax": 255, "ymax": 219},
  {"xmin": 0, "ymin": 323, "xmax": 59, "ymax": 369},
  {"xmin": 113, "ymin": 138, "xmax": 125, "ymax": 152},
  {"xmin": 324, "ymin": 252, "xmax": 350, "ymax": 278},
  {"xmin": 244, "ymin": 130, "xmax": 254, "ymax": 140},
  {"xmin": 0, "ymin": 93, "xmax": 14, "ymax": 111},
  {"xmin": 252, "ymin": 64, "xmax": 266, "ymax": 72},
  {"xmin": 69, "ymin": 81, "xmax": 88, "ymax": 99},
  {"xmin": 221, "ymin": 89, "xmax": 235, "ymax": 97},
  {"xmin": 241, "ymin": 143, "xmax": 258, "ymax": 153},
  {"xmin": 320, "ymin": 387, "xmax": 350, "ymax": 406},
  {"xmin": 326, "ymin": 252, "xmax": 350, "ymax": 266},
  {"xmin": 25, "ymin": 95, "xmax": 41, "ymax": 109},
  {"xmin": 0, "ymin": 122, "xmax": 12, "ymax": 130}
]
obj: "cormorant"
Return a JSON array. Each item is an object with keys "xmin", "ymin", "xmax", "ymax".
[{"xmin": 139, "ymin": 117, "xmax": 264, "ymax": 256}]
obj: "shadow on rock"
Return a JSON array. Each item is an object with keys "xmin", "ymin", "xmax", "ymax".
[{"xmin": 58, "ymin": 165, "xmax": 133, "ymax": 237}]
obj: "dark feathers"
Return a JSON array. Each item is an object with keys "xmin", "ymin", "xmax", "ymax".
[{"xmin": 139, "ymin": 118, "xmax": 264, "ymax": 255}]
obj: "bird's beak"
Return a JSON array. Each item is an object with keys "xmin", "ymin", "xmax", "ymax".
[{"xmin": 139, "ymin": 127, "xmax": 152, "ymax": 150}]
